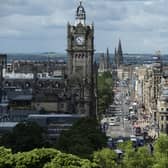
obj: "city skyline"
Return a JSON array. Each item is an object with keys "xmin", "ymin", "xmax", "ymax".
[{"xmin": 0, "ymin": 0, "xmax": 168, "ymax": 54}]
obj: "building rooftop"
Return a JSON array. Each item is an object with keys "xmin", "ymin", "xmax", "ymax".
[
  {"xmin": 11, "ymin": 95, "xmax": 32, "ymax": 101},
  {"xmin": 4, "ymin": 72, "xmax": 34, "ymax": 79},
  {"xmin": 0, "ymin": 122, "xmax": 18, "ymax": 128},
  {"xmin": 28, "ymin": 114, "xmax": 86, "ymax": 118}
]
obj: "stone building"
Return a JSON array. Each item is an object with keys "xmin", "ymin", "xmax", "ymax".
[
  {"xmin": 134, "ymin": 66, "xmax": 147, "ymax": 104},
  {"xmin": 0, "ymin": 2, "xmax": 97, "ymax": 122},
  {"xmin": 98, "ymin": 48, "xmax": 111, "ymax": 73},
  {"xmin": 67, "ymin": 1, "xmax": 96, "ymax": 117},
  {"xmin": 134, "ymin": 52, "xmax": 165, "ymax": 134},
  {"xmin": 157, "ymin": 71, "xmax": 168, "ymax": 134}
]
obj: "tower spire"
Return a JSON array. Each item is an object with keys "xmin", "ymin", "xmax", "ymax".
[
  {"xmin": 106, "ymin": 48, "xmax": 110, "ymax": 69},
  {"xmin": 75, "ymin": 1, "xmax": 86, "ymax": 25},
  {"xmin": 117, "ymin": 39, "xmax": 123, "ymax": 65},
  {"xmin": 118, "ymin": 39, "xmax": 122, "ymax": 54},
  {"xmin": 114, "ymin": 47, "xmax": 117, "ymax": 66}
]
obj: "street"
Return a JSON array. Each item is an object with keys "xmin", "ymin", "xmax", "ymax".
[
  {"xmin": 106, "ymin": 120, "xmax": 132, "ymax": 137},
  {"xmin": 104, "ymin": 79, "xmax": 134, "ymax": 138}
]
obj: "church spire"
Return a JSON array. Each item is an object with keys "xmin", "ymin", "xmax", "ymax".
[
  {"xmin": 75, "ymin": 1, "xmax": 86, "ymax": 25},
  {"xmin": 118, "ymin": 39, "xmax": 122, "ymax": 56},
  {"xmin": 107, "ymin": 48, "xmax": 109, "ymax": 56},
  {"xmin": 114, "ymin": 47, "xmax": 117, "ymax": 55},
  {"xmin": 106, "ymin": 48, "xmax": 110, "ymax": 69},
  {"xmin": 117, "ymin": 39, "xmax": 123, "ymax": 65},
  {"xmin": 114, "ymin": 47, "xmax": 117, "ymax": 66}
]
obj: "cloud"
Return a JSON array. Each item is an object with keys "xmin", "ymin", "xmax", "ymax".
[{"xmin": 0, "ymin": 0, "xmax": 167, "ymax": 53}]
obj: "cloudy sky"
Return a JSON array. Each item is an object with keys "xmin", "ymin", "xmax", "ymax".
[{"xmin": 0, "ymin": 0, "xmax": 168, "ymax": 54}]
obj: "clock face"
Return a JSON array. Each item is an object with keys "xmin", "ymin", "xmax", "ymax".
[{"xmin": 75, "ymin": 36, "xmax": 84, "ymax": 45}]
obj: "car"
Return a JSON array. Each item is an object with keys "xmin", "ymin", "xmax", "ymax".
[
  {"xmin": 107, "ymin": 137, "xmax": 115, "ymax": 148},
  {"xmin": 114, "ymin": 149, "xmax": 123, "ymax": 158},
  {"xmin": 109, "ymin": 122, "xmax": 116, "ymax": 126},
  {"xmin": 130, "ymin": 134, "xmax": 136, "ymax": 139},
  {"xmin": 136, "ymin": 136, "xmax": 145, "ymax": 146},
  {"xmin": 117, "ymin": 139, "xmax": 124, "ymax": 143},
  {"xmin": 124, "ymin": 117, "xmax": 128, "ymax": 121}
]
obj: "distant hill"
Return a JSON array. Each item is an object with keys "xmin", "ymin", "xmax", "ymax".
[{"xmin": 5, "ymin": 53, "xmax": 168, "ymax": 65}]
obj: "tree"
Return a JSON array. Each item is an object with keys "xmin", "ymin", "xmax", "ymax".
[
  {"xmin": 97, "ymin": 72, "xmax": 113, "ymax": 117},
  {"xmin": 0, "ymin": 146, "xmax": 13, "ymax": 168},
  {"xmin": 14, "ymin": 148, "xmax": 60, "ymax": 168},
  {"xmin": 93, "ymin": 148, "xmax": 118, "ymax": 168},
  {"xmin": 152, "ymin": 134, "xmax": 168, "ymax": 168},
  {"xmin": 57, "ymin": 117, "xmax": 107, "ymax": 159},
  {"xmin": 117, "ymin": 141, "xmax": 132, "ymax": 152},
  {"xmin": 122, "ymin": 146, "xmax": 154, "ymax": 168},
  {"xmin": 0, "ymin": 147, "xmax": 99, "ymax": 168},
  {"xmin": 154, "ymin": 134, "xmax": 168, "ymax": 155},
  {"xmin": 44, "ymin": 153, "xmax": 99, "ymax": 168},
  {"xmin": 0, "ymin": 122, "xmax": 49, "ymax": 152}
]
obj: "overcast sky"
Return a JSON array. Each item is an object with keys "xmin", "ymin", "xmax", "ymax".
[{"xmin": 0, "ymin": 0, "xmax": 168, "ymax": 54}]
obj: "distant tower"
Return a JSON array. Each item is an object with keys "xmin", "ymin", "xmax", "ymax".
[
  {"xmin": 114, "ymin": 47, "xmax": 117, "ymax": 67},
  {"xmin": 117, "ymin": 39, "xmax": 123, "ymax": 65},
  {"xmin": 114, "ymin": 40, "xmax": 123, "ymax": 67},
  {"xmin": 99, "ymin": 53, "xmax": 105, "ymax": 72},
  {"xmin": 0, "ymin": 54, "xmax": 7, "ymax": 102},
  {"xmin": 106, "ymin": 48, "xmax": 110, "ymax": 69},
  {"xmin": 67, "ymin": 1, "xmax": 95, "ymax": 117}
]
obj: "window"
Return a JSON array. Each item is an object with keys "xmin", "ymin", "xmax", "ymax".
[
  {"xmin": 161, "ymin": 116, "xmax": 164, "ymax": 120},
  {"xmin": 161, "ymin": 108, "xmax": 164, "ymax": 111},
  {"xmin": 166, "ymin": 116, "xmax": 168, "ymax": 121}
]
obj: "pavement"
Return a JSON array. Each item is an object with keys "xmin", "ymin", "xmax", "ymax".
[
  {"xmin": 136, "ymin": 119, "xmax": 158, "ymax": 138},
  {"xmin": 106, "ymin": 120, "xmax": 133, "ymax": 138}
]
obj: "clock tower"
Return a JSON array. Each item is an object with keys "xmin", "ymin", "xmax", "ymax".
[{"xmin": 67, "ymin": 1, "xmax": 96, "ymax": 117}]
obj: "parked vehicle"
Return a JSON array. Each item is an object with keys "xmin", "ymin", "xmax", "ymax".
[{"xmin": 134, "ymin": 126, "xmax": 141, "ymax": 136}]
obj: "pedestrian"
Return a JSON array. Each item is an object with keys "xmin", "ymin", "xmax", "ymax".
[
  {"xmin": 148, "ymin": 143, "xmax": 154, "ymax": 155},
  {"xmin": 133, "ymin": 141, "xmax": 138, "ymax": 152}
]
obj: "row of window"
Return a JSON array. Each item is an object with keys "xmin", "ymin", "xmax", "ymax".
[
  {"xmin": 161, "ymin": 108, "xmax": 168, "ymax": 111},
  {"xmin": 5, "ymin": 82, "xmax": 62, "ymax": 88},
  {"xmin": 74, "ymin": 54, "xmax": 88, "ymax": 59},
  {"xmin": 161, "ymin": 116, "xmax": 168, "ymax": 121},
  {"xmin": 160, "ymin": 124, "xmax": 168, "ymax": 134}
]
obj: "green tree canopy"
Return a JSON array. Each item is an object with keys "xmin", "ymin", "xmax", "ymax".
[
  {"xmin": 154, "ymin": 134, "xmax": 168, "ymax": 155},
  {"xmin": 14, "ymin": 148, "xmax": 60, "ymax": 168},
  {"xmin": 0, "ymin": 122, "xmax": 49, "ymax": 153},
  {"xmin": 44, "ymin": 153, "xmax": 99, "ymax": 168},
  {"xmin": 153, "ymin": 134, "xmax": 168, "ymax": 168},
  {"xmin": 93, "ymin": 148, "xmax": 118, "ymax": 168},
  {"xmin": 97, "ymin": 71, "xmax": 113, "ymax": 117},
  {"xmin": 0, "ymin": 146, "xmax": 13, "ymax": 168},
  {"xmin": 123, "ymin": 146, "xmax": 154, "ymax": 168},
  {"xmin": 0, "ymin": 135, "xmax": 168, "ymax": 168},
  {"xmin": 57, "ymin": 117, "xmax": 107, "ymax": 159},
  {"xmin": 0, "ymin": 147, "xmax": 98, "ymax": 168}
]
